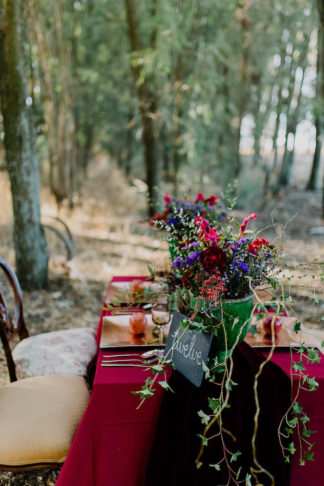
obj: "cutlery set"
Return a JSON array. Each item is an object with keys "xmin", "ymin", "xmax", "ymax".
[{"xmin": 101, "ymin": 349, "xmax": 163, "ymax": 367}]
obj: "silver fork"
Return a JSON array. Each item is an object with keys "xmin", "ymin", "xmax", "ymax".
[
  {"xmin": 101, "ymin": 355, "xmax": 159, "ymax": 366},
  {"xmin": 101, "ymin": 349, "xmax": 162, "ymax": 367},
  {"xmin": 101, "ymin": 363, "xmax": 153, "ymax": 368},
  {"xmin": 102, "ymin": 349, "xmax": 162, "ymax": 360}
]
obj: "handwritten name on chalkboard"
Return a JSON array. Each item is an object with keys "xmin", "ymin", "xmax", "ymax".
[{"xmin": 164, "ymin": 311, "xmax": 213, "ymax": 387}]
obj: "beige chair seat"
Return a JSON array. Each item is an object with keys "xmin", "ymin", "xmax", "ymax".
[
  {"xmin": 12, "ymin": 328, "xmax": 97, "ymax": 379},
  {"xmin": 0, "ymin": 374, "xmax": 90, "ymax": 469}
]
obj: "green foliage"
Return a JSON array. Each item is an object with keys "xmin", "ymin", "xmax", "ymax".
[{"xmin": 21, "ymin": 0, "xmax": 317, "ymax": 204}]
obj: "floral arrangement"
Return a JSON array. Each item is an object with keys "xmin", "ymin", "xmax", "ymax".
[
  {"xmin": 135, "ymin": 199, "xmax": 324, "ymax": 484},
  {"xmin": 159, "ymin": 208, "xmax": 278, "ymax": 315},
  {"xmin": 150, "ymin": 192, "xmax": 227, "ymax": 239}
]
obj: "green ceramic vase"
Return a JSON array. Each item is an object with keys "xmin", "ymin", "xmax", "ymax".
[{"xmin": 209, "ymin": 294, "xmax": 254, "ymax": 351}]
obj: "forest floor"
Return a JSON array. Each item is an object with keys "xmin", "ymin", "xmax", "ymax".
[{"xmin": 0, "ymin": 156, "xmax": 324, "ymax": 485}]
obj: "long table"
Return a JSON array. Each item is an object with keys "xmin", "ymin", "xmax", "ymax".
[{"xmin": 56, "ymin": 276, "xmax": 324, "ymax": 486}]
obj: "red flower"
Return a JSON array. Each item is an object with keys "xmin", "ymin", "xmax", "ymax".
[
  {"xmin": 239, "ymin": 213, "xmax": 257, "ymax": 237},
  {"xmin": 248, "ymin": 238, "xmax": 270, "ymax": 255},
  {"xmin": 164, "ymin": 193, "xmax": 171, "ymax": 204},
  {"xmin": 207, "ymin": 195, "xmax": 220, "ymax": 206},
  {"xmin": 200, "ymin": 246, "xmax": 226, "ymax": 273},
  {"xmin": 195, "ymin": 216, "xmax": 210, "ymax": 234},
  {"xmin": 150, "ymin": 213, "xmax": 167, "ymax": 226},
  {"xmin": 195, "ymin": 192, "xmax": 205, "ymax": 203},
  {"xmin": 195, "ymin": 216, "xmax": 220, "ymax": 245}
]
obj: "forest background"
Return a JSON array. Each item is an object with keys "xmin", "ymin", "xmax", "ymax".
[{"xmin": 0, "ymin": 1, "xmax": 324, "ymax": 484}]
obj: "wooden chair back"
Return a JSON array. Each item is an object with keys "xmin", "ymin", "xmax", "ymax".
[{"xmin": 0, "ymin": 257, "xmax": 29, "ymax": 382}]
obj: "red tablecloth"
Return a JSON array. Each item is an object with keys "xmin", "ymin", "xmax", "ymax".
[
  {"xmin": 56, "ymin": 277, "xmax": 324, "ymax": 486},
  {"xmin": 57, "ymin": 276, "xmax": 169, "ymax": 486},
  {"xmin": 270, "ymin": 350, "xmax": 324, "ymax": 486}
]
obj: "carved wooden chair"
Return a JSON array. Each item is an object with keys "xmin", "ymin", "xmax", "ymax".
[{"xmin": 0, "ymin": 256, "xmax": 97, "ymax": 380}]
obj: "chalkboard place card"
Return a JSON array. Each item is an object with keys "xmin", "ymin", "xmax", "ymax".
[{"xmin": 164, "ymin": 311, "xmax": 213, "ymax": 387}]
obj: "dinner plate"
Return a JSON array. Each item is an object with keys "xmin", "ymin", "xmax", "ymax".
[
  {"xmin": 245, "ymin": 316, "xmax": 321, "ymax": 349},
  {"xmin": 105, "ymin": 280, "xmax": 161, "ymax": 306},
  {"xmin": 100, "ymin": 314, "xmax": 171, "ymax": 349}
]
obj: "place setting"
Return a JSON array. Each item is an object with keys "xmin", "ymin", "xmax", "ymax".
[{"xmin": 99, "ymin": 279, "xmax": 173, "ymax": 372}]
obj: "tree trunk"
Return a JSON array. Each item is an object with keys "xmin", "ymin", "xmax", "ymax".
[
  {"xmin": 252, "ymin": 81, "xmax": 263, "ymax": 168},
  {"xmin": 123, "ymin": 102, "xmax": 134, "ymax": 181},
  {"xmin": 161, "ymin": 123, "xmax": 171, "ymax": 182},
  {"xmin": 318, "ymin": 0, "xmax": 324, "ymax": 217},
  {"xmin": 280, "ymin": 66, "xmax": 306, "ymax": 186},
  {"xmin": 0, "ymin": 0, "xmax": 49, "ymax": 289},
  {"xmin": 124, "ymin": 0, "xmax": 159, "ymax": 217},
  {"xmin": 172, "ymin": 102, "xmax": 183, "ymax": 196},
  {"xmin": 279, "ymin": 35, "xmax": 309, "ymax": 188},
  {"xmin": 307, "ymin": 27, "xmax": 323, "ymax": 190},
  {"xmin": 269, "ymin": 40, "xmax": 290, "ymax": 188},
  {"xmin": 234, "ymin": 0, "xmax": 252, "ymax": 178}
]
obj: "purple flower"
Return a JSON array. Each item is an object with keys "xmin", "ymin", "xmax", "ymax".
[
  {"xmin": 237, "ymin": 237, "xmax": 251, "ymax": 245},
  {"xmin": 171, "ymin": 257, "xmax": 185, "ymax": 269},
  {"xmin": 181, "ymin": 241, "xmax": 200, "ymax": 251},
  {"xmin": 239, "ymin": 262, "xmax": 249, "ymax": 272},
  {"xmin": 185, "ymin": 251, "xmax": 202, "ymax": 267}
]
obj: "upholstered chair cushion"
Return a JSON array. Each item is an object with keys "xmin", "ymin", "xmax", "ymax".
[
  {"xmin": 12, "ymin": 328, "xmax": 97, "ymax": 379},
  {"xmin": 0, "ymin": 374, "xmax": 90, "ymax": 469}
]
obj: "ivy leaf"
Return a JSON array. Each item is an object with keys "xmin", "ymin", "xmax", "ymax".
[
  {"xmin": 293, "ymin": 320, "xmax": 302, "ymax": 333},
  {"xmin": 292, "ymin": 401, "xmax": 303, "ymax": 414},
  {"xmin": 132, "ymin": 388, "xmax": 154, "ymax": 399},
  {"xmin": 230, "ymin": 451, "xmax": 242, "ymax": 463},
  {"xmin": 307, "ymin": 377, "xmax": 319, "ymax": 391},
  {"xmin": 287, "ymin": 417, "xmax": 298, "ymax": 427},
  {"xmin": 284, "ymin": 426, "xmax": 294, "ymax": 435},
  {"xmin": 302, "ymin": 428, "xmax": 314, "ymax": 438},
  {"xmin": 198, "ymin": 410, "xmax": 211, "ymax": 425},
  {"xmin": 245, "ymin": 473, "xmax": 253, "ymax": 486},
  {"xmin": 306, "ymin": 348, "xmax": 321, "ymax": 364},
  {"xmin": 147, "ymin": 265, "xmax": 154, "ymax": 277},
  {"xmin": 209, "ymin": 463, "xmax": 221, "ymax": 471},
  {"xmin": 202, "ymin": 360, "xmax": 210, "ymax": 378},
  {"xmin": 197, "ymin": 433, "xmax": 208, "ymax": 446},
  {"xmin": 304, "ymin": 452, "xmax": 315, "ymax": 461},
  {"xmin": 293, "ymin": 361, "xmax": 306, "ymax": 372},
  {"xmin": 208, "ymin": 397, "xmax": 221, "ymax": 413},
  {"xmin": 256, "ymin": 303, "xmax": 267, "ymax": 312},
  {"xmin": 248, "ymin": 323, "xmax": 260, "ymax": 335},
  {"xmin": 150, "ymin": 364, "xmax": 164, "ymax": 374},
  {"xmin": 300, "ymin": 415, "xmax": 310, "ymax": 425},
  {"xmin": 307, "ymin": 442, "xmax": 316, "ymax": 452},
  {"xmin": 288, "ymin": 442, "xmax": 296, "ymax": 455},
  {"xmin": 159, "ymin": 381, "xmax": 174, "ymax": 393}
]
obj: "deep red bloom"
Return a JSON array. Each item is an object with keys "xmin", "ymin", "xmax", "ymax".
[
  {"xmin": 164, "ymin": 193, "xmax": 172, "ymax": 204},
  {"xmin": 150, "ymin": 213, "xmax": 167, "ymax": 226},
  {"xmin": 239, "ymin": 213, "xmax": 257, "ymax": 237},
  {"xmin": 207, "ymin": 195, "xmax": 220, "ymax": 206},
  {"xmin": 200, "ymin": 246, "xmax": 226, "ymax": 273},
  {"xmin": 248, "ymin": 238, "xmax": 270, "ymax": 255},
  {"xmin": 195, "ymin": 192, "xmax": 205, "ymax": 203}
]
